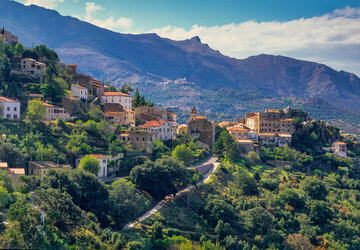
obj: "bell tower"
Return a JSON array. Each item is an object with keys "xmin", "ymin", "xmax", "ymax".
[{"xmin": 190, "ymin": 106, "xmax": 197, "ymax": 121}]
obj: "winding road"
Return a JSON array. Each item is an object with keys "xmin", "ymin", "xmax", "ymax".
[{"xmin": 122, "ymin": 156, "xmax": 219, "ymax": 231}]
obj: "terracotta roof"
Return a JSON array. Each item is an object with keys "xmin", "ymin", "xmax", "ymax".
[
  {"xmin": 280, "ymin": 118, "xmax": 295, "ymax": 122},
  {"xmin": 227, "ymin": 127, "xmax": 249, "ymax": 131},
  {"xmin": 72, "ymin": 84, "xmax": 87, "ymax": 90},
  {"xmin": 120, "ymin": 133, "xmax": 130, "ymax": 137},
  {"xmin": 67, "ymin": 64, "xmax": 77, "ymax": 67},
  {"xmin": 237, "ymin": 140, "xmax": 254, "ymax": 143},
  {"xmin": 0, "ymin": 96, "xmax": 19, "ymax": 103},
  {"xmin": 89, "ymin": 154, "xmax": 107, "ymax": 159},
  {"xmin": 140, "ymin": 120, "xmax": 167, "ymax": 128},
  {"xmin": 166, "ymin": 110, "xmax": 176, "ymax": 115},
  {"xmin": 125, "ymin": 109, "xmax": 134, "ymax": 113},
  {"xmin": 102, "ymin": 92, "xmax": 131, "ymax": 97},
  {"xmin": 8, "ymin": 168, "xmax": 25, "ymax": 175},
  {"xmin": 105, "ymin": 111, "xmax": 125, "ymax": 115},
  {"xmin": 279, "ymin": 133, "xmax": 292, "ymax": 138},
  {"xmin": 333, "ymin": 142, "xmax": 346, "ymax": 145},
  {"xmin": 259, "ymin": 133, "xmax": 277, "ymax": 136},
  {"xmin": 29, "ymin": 93, "xmax": 44, "ymax": 98},
  {"xmin": 43, "ymin": 102, "xmax": 61, "ymax": 108},
  {"xmin": 196, "ymin": 116, "xmax": 207, "ymax": 119},
  {"xmin": 265, "ymin": 110, "xmax": 281, "ymax": 113}
]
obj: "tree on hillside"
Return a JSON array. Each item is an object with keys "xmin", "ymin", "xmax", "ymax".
[
  {"xmin": 132, "ymin": 88, "xmax": 153, "ymax": 108},
  {"xmin": 88, "ymin": 104, "xmax": 103, "ymax": 122},
  {"xmin": 26, "ymin": 98, "xmax": 47, "ymax": 122},
  {"xmin": 0, "ymin": 141, "xmax": 25, "ymax": 168},
  {"xmin": 244, "ymin": 206, "xmax": 273, "ymax": 235},
  {"xmin": 171, "ymin": 144, "xmax": 193, "ymax": 166},
  {"xmin": 302, "ymin": 177, "xmax": 328, "ymax": 201},
  {"xmin": 213, "ymin": 131, "xmax": 239, "ymax": 162},
  {"xmin": 119, "ymin": 83, "xmax": 134, "ymax": 94},
  {"xmin": 78, "ymin": 155, "xmax": 100, "ymax": 176},
  {"xmin": 236, "ymin": 171, "xmax": 259, "ymax": 196}
]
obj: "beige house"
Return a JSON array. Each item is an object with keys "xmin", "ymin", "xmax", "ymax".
[
  {"xmin": 245, "ymin": 109, "xmax": 295, "ymax": 134},
  {"xmin": 332, "ymin": 142, "xmax": 347, "ymax": 158},
  {"xmin": 43, "ymin": 102, "xmax": 70, "ymax": 121},
  {"xmin": 104, "ymin": 110, "xmax": 135, "ymax": 128},
  {"xmin": 119, "ymin": 130, "xmax": 153, "ymax": 154},
  {"xmin": 29, "ymin": 161, "xmax": 72, "ymax": 178},
  {"xmin": 0, "ymin": 96, "xmax": 20, "ymax": 119},
  {"xmin": 71, "ymin": 84, "xmax": 88, "ymax": 99},
  {"xmin": 101, "ymin": 92, "xmax": 133, "ymax": 110},
  {"xmin": 21, "ymin": 58, "xmax": 46, "ymax": 82},
  {"xmin": 140, "ymin": 120, "xmax": 176, "ymax": 141},
  {"xmin": 227, "ymin": 126, "xmax": 250, "ymax": 141},
  {"xmin": 0, "ymin": 28, "xmax": 18, "ymax": 45},
  {"xmin": 135, "ymin": 106, "xmax": 177, "ymax": 128}
]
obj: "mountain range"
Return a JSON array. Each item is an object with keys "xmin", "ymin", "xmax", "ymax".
[{"xmin": 1, "ymin": 0, "xmax": 360, "ymax": 134}]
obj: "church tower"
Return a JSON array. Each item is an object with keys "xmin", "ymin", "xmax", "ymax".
[{"xmin": 190, "ymin": 106, "xmax": 197, "ymax": 121}]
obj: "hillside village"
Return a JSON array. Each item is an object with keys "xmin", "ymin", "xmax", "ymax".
[{"xmin": 1, "ymin": 28, "xmax": 360, "ymax": 249}]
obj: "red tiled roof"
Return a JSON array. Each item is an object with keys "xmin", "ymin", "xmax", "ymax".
[
  {"xmin": 72, "ymin": 84, "xmax": 88, "ymax": 90},
  {"xmin": 0, "ymin": 96, "xmax": 18, "ymax": 103},
  {"xmin": 102, "ymin": 92, "xmax": 131, "ymax": 97},
  {"xmin": 196, "ymin": 116, "xmax": 207, "ymax": 119},
  {"xmin": 227, "ymin": 127, "xmax": 249, "ymax": 131},
  {"xmin": 140, "ymin": 120, "xmax": 167, "ymax": 128},
  {"xmin": 334, "ymin": 142, "xmax": 346, "ymax": 145}
]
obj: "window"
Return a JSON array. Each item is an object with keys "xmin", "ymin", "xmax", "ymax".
[
  {"xmin": 6, "ymin": 114, "xmax": 10, "ymax": 118},
  {"xmin": 143, "ymin": 137, "xmax": 145, "ymax": 141},
  {"xmin": 13, "ymin": 115, "xmax": 18, "ymax": 119},
  {"xmin": 7, "ymin": 107, "xmax": 10, "ymax": 111},
  {"xmin": 14, "ymin": 107, "xmax": 17, "ymax": 111},
  {"xmin": 136, "ymin": 137, "xmax": 139, "ymax": 141},
  {"xmin": 31, "ymin": 169, "xmax": 33, "ymax": 174},
  {"xmin": 103, "ymin": 159, "xmax": 106, "ymax": 163},
  {"xmin": 44, "ymin": 170, "xmax": 46, "ymax": 175}
]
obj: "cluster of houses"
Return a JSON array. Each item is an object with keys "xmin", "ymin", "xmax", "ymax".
[{"xmin": 0, "ymin": 29, "xmax": 350, "ymax": 180}]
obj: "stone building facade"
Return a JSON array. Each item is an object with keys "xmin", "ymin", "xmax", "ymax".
[{"xmin": 187, "ymin": 107, "xmax": 215, "ymax": 147}]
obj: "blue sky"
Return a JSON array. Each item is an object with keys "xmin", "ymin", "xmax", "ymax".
[{"xmin": 15, "ymin": 0, "xmax": 360, "ymax": 75}]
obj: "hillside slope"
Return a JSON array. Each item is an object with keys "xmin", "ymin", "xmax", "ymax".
[{"xmin": 1, "ymin": 0, "xmax": 360, "ymax": 110}]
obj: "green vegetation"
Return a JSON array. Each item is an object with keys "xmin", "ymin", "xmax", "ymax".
[{"xmin": 78, "ymin": 155, "xmax": 101, "ymax": 175}]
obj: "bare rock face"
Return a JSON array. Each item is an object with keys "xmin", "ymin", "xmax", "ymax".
[{"xmin": 1, "ymin": 0, "xmax": 360, "ymax": 110}]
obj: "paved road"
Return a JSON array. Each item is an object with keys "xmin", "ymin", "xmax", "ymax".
[{"xmin": 122, "ymin": 157, "xmax": 219, "ymax": 231}]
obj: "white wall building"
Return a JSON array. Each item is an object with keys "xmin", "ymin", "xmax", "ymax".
[
  {"xmin": 0, "ymin": 96, "xmax": 20, "ymax": 119},
  {"xmin": 100, "ymin": 92, "xmax": 132, "ymax": 110},
  {"xmin": 140, "ymin": 120, "xmax": 176, "ymax": 141},
  {"xmin": 332, "ymin": 142, "xmax": 347, "ymax": 158},
  {"xmin": 43, "ymin": 103, "xmax": 70, "ymax": 121},
  {"xmin": 75, "ymin": 154, "xmax": 108, "ymax": 178},
  {"xmin": 71, "ymin": 84, "xmax": 88, "ymax": 99}
]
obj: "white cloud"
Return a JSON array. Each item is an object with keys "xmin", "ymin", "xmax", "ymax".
[
  {"xmin": 24, "ymin": 0, "xmax": 65, "ymax": 9},
  {"xmin": 145, "ymin": 7, "xmax": 360, "ymax": 74},
  {"xmin": 84, "ymin": 2, "xmax": 133, "ymax": 31}
]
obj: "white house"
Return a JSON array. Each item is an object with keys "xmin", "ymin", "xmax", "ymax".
[
  {"xmin": 75, "ymin": 154, "xmax": 108, "ymax": 178},
  {"xmin": 43, "ymin": 102, "xmax": 70, "ymax": 121},
  {"xmin": 71, "ymin": 84, "xmax": 88, "ymax": 99},
  {"xmin": 100, "ymin": 92, "xmax": 132, "ymax": 110},
  {"xmin": 0, "ymin": 96, "xmax": 20, "ymax": 120},
  {"xmin": 139, "ymin": 120, "xmax": 176, "ymax": 141}
]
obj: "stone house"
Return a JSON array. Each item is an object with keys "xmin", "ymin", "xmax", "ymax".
[
  {"xmin": 119, "ymin": 130, "xmax": 153, "ymax": 154},
  {"xmin": 139, "ymin": 120, "xmax": 176, "ymax": 141},
  {"xmin": 28, "ymin": 161, "xmax": 72, "ymax": 178},
  {"xmin": 0, "ymin": 96, "xmax": 20, "ymax": 119},
  {"xmin": 187, "ymin": 106, "xmax": 215, "ymax": 147},
  {"xmin": 227, "ymin": 126, "xmax": 250, "ymax": 141},
  {"xmin": 104, "ymin": 110, "xmax": 135, "ymax": 128},
  {"xmin": 0, "ymin": 28, "xmax": 18, "ymax": 45},
  {"xmin": 237, "ymin": 140, "xmax": 256, "ymax": 156},
  {"xmin": 259, "ymin": 133, "xmax": 292, "ymax": 147},
  {"xmin": 332, "ymin": 142, "xmax": 347, "ymax": 158},
  {"xmin": 21, "ymin": 58, "xmax": 46, "ymax": 82}
]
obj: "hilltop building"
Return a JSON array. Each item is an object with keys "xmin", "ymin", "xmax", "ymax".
[
  {"xmin": 76, "ymin": 155, "xmax": 108, "ymax": 178},
  {"xmin": 71, "ymin": 84, "xmax": 88, "ymax": 99},
  {"xmin": 139, "ymin": 120, "xmax": 176, "ymax": 141},
  {"xmin": 0, "ymin": 96, "xmax": 20, "ymax": 120},
  {"xmin": 134, "ymin": 106, "xmax": 177, "ymax": 128},
  {"xmin": 100, "ymin": 92, "xmax": 132, "ymax": 110},
  {"xmin": 119, "ymin": 130, "xmax": 153, "ymax": 154},
  {"xmin": 29, "ymin": 161, "xmax": 72, "ymax": 178},
  {"xmin": 332, "ymin": 142, "xmax": 347, "ymax": 158},
  {"xmin": 67, "ymin": 64, "xmax": 106, "ymax": 97},
  {"xmin": 245, "ymin": 109, "xmax": 295, "ymax": 134},
  {"xmin": 187, "ymin": 106, "xmax": 215, "ymax": 147},
  {"xmin": 21, "ymin": 58, "xmax": 46, "ymax": 83},
  {"xmin": 0, "ymin": 28, "xmax": 18, "ymax": 45},
  {"xmin": 42, "ymin": 102, "xmax": 70, "ymax": 121},
  {"xmin": 227, "ymin": 126, "xmax": 250, "ymax": 141}
]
